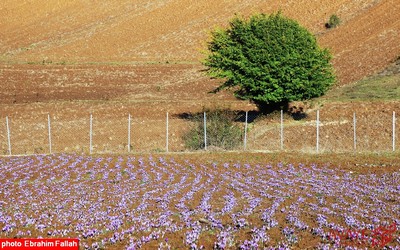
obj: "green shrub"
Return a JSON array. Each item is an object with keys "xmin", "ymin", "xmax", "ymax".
[
  {"xmin": 326, "ymin": 14, "xmax": 341, "ymax": 28},
  {"xmin": 183, "ymin": 109, "xmax": 243, "ymax": 150}
]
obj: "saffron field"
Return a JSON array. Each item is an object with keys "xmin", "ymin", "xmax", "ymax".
[{"xmin": 0, "ymin": 154, "xmax": 399, "ymax": 249}]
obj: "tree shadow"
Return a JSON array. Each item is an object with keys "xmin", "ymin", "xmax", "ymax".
[
  {"xmin": 257, "ymin": 101, "xmax": 308, "ymax": 120},
  {"xmin": 234, "ymin": 110, "xmax": 260, "ymax": 123},
  {"xmin": 173, "ymin": 109, "xmax": 260, "ymax": 124},
  {"xmin": 173, "ymin": 101, "xmax": 308, "ymax": 123},
  {"xmin": 289, "ymin": 106, "xmax": 308, "ymax": 120}
]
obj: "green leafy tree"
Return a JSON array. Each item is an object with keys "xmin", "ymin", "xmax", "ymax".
[{"xmin": 203, "ymin": 12, "xmax": 335, "ymax": 110}]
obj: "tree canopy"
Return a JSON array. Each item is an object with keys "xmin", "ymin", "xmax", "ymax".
[{"xmin": 203, "ymin": 12, "xmax": 336, "ymax": 109}]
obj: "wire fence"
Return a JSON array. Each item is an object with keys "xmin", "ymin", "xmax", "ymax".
[{"xmin": 0, "ymin": 110, "xmax": 398, "ymax": 155}]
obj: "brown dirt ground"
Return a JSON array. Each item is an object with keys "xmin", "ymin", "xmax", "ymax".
[
  {"xmin": 1, "ymin": 3, "xmax": 400, "ymax": 249},
  {"xmin": 0, "ymin": 1, "xmax": 399, "ymax": 155},
  {"xmin": 0, "ymin": 64, "xmax": 400, "ymax": 155},
  {"xmin": 1, "ymin": 0, "xmax": 400, "ymax": 85}
]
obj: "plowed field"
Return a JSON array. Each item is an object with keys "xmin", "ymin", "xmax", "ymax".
[
  {"xmin": 1, "ymin": 1, "xmax": 400, "ymax": 154},
  {"xmin": 1, "ymin": 1, "xmax": 400, "ymax": 249},
  {"xmin": 1, "ymin": 0, "xmax": 400, "ymax": 85}
]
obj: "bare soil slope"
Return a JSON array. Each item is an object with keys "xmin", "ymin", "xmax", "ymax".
[
  {"xmin": 1, "ymin": 1, "xmax": 400, "ymax": 155},
  {"xmin": 1, "ymin": 0, "xmax": 399, "ymax": 84}
]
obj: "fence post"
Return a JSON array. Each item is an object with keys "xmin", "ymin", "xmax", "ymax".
[
  {"xmin": 353, "ymin": 112, "xmax": 357, "ymax": 152},
  {"xmin": 316, "ymin": 110, "xmax": 320, "ymax": 153},
  {"xmin": 393, "ymin": 111, "xmax": 396, "ymax": 152},
  {"xmin": 244, "ymin": 111, "xmax": 248, "ymax": 150},
  {"xmin": 128, "ymin": 114, "xmax": 131, "ymax": 153},
  {"xmin": 280, "ymin": 110, "xmax": 284, "ymax": 150},
  {"xmin": 6, "ymin": 116, "xmax": 11, "ymax": 156},
  {"xmin": 89, "ymin": 114, "xmax": 93, "ymax": 154},
  {"xmin": 166, "ymin": 112, "xmax": 169, "ymax": 152},
  {"xmin": 204, "ymin": 112, "xmax": 207, "ymax": 150},
  {"xmin": 48, "ymin": 114, "xmax": 52, "ymax": 154}
]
